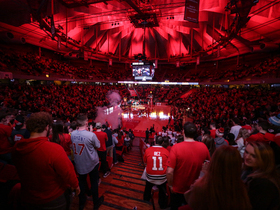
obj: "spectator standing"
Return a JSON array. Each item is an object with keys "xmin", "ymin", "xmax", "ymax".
[
  {"xmin": 69, "ymin": 121, "xmax": 77, "ymax": 134},
  {"xmin": 185, "ymin": 145, "xmax": 251, "ymax": 210},
  {"xmin": 170, "ymin": 133, "xmax": 176, "ymax": 145},
  {"xmin": 128, "ymin": 129, "xmax": 135, "ymax": 147},
  {"xmin": 230, "ymin": 118, "xmax": 242, "ymax": 140},
  {"xmin": 71, "ymin": 114, "xmax": 104, "ymax": 210},
  {"xmin": 115, "ymin": 131, "xmax": 124, "ymax": 151},
  {"xmin": 11, "ymin": 115, "xmax": 30, "ymax": 144},
  {"xmin": 102, "ymin": 125, "xmax": 113, "ymax": 159},
  {"xmin": 162, "ymin": 127, "xmax": 168, "ymax": 137},
  {"xmin": 209, "ymin": 122, "xmax": 216, "ymax": 139},
  {"xmin": 112, "ymin": 130, "xmax": 119, "ymax": 164},
  {"xmin": 167, "ymin": 128, "xmax": 173, "ymax": 137},
  {"xmin": 202, "ymin": 134, "xmax": 216, "ymax": 157},
  {"xmin": 124, "ymin": 134, "xmax": 131, "ymax": 150},
  {"xmin": 268, "ymin": 113, "xmax": 280, "ymax": 166},
  {"xmin": 246, "ymin": 120, "xmax": 275, "ymax": 143},
  {"xmin": 161, "ymin": 136, "xmax": 171, "ymax": 151},
  {"xmin": 12, "ymin": 112, "xmax": 80, "ymax": 209},
  {"xmin": 176, "ymin": 135, "xmax": 184, "ymax": 144},
  {"xmin": 50, "ymin": 120, "xmax": 72, "ymax": 161},
  {"xmin": 196, "ymin": 127, "xmax": 210, "ymax": 142},
  {"xmin": 143, "ymin": 136, "xmax": 169, "ymax": 209},
  {"xmin": 214, "ymin": 128, "xmax": 228, "ymax": 148},
  {"xmin": 94, "ymin": 122, "xmax": 110, "ymax": 178},
  {"xmin": 166, "ymin": 122, "xmax": 210, "ymax": 210},
  {"xmin": 242, "ymin": 119, "xmax": 252, "ymax": 133},
  {"xmin": 235, "ymin": 128, "xmax": 250, "ymax": 158},
  {"xmin": 242, "ymin": 142, "xmax": 280, "ymax": 209},
  {"xmin": 269, "ymin": 114, "xmax": 280, "ymax": 144},
  {"xmin": 145, "ymin": 128, "xmax": 150, "ymax": 142},
  {"xmin": 0, "ymin": 112, "xmax": 14, "ymax": 164}
]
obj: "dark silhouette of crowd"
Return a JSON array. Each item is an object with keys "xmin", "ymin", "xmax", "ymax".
[
  {"xmin": 0, "ymin": 46, "xmax": 280, "ymax": 209},
  {"xmin": 159, "ymin": 55, "xmax": 280, "ymax": 82},
  {"xmin": 0, "ymin": 48, "xmax": 131, "ymax": 81},
  {"xmin": 171, "ymin": 86, "xmax": 280, "ymax": 129},
  {"xmin": 0, "ymin": 84, "xmax": 130, "ymax": 121},
  {"xmin": 1, "ymin": 45, "xmax": 279, "ymax": 83},
  {"xmin": 135, "ymin": 85, "xmax": 190, "ymax": 104},
  {"xmin": 1, "ymin": 82, "xmax": 280, "ymax": 209}
]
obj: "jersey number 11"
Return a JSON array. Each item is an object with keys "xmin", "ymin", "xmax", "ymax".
[{"xmin": 152, "ymin": 156, "xmax": 164, "ymax": 171}]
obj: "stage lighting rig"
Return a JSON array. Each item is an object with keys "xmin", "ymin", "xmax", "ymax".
[{"xmin": 129, "ymin": 13, "xmax": 158, "ymax": 28}]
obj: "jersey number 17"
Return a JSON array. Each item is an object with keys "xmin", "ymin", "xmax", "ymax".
[{"xmin": 73, "ymin": 143, "xmax": 85, "ymax": 155}]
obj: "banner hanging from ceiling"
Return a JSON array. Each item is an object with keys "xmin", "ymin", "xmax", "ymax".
[{"xmin": 184, "ymin": 0, "xmax": 200, "ymax": 23}]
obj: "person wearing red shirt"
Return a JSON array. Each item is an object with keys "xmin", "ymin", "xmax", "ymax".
[
  {"xmin": 59, "ymin": 133, "xmax": 72, "ymax": 157},
  {"xmin": 0, "ymin": 112, "xmax": 14, "ymax": 164},
  {"xmin": 12, "ymin": 112, "xmax": 80, "ymax": 209},
  {"xmin": 49, "ymin": 120, "xmax": 72, "ymax": 160},
  {"xmin": 167, "ymin": 122, "xmax": 210, "ymax": 210},
  {"xmin": 11, "ymin": 115, "xmax": 30, "ymax": 144},
  {"xmin": 94, "ymin": 122, "xmax": 110, "ymax": 178},
  {"xmin": 242, "ymin": 119, "xmax": 252, "ymax": 133},
  {"xmin": 209, "ymin": 122, "xmax": 216, "ymax": 139},
  {"xmin": 247, "ymin": 132, "xmax": 275, "ymax": 142},
  {"xmin": 274, "ymin": 133, "xmax": 280, "ymax": 147},
  {"xmin": 143, "ymin": 136, "xmax": 169, "ymax": 209},
  {"xmin": 115, "ymin": 131, "xmax": 124, "ymax": 151},
  {"xmin": 247, "ymin": 120, "xmax": 275, "ymax": 143}
]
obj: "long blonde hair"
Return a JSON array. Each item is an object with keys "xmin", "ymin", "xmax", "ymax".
[
  {"xmin": 202, "ymin": 145, "xmax": 251, "ymax": 209},
  {"xmin": 236, "ymin": 128, "xmax": 250, "ymax": 141},
  {"xmin": 247, "ymin": 141, "xmax": 280, "ymax": 189},
  {"xmin": 202, "ymin": 134, "xmax": 216, "ymax": 157}
]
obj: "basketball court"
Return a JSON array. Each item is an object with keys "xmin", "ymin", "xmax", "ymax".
[{"xmin": 121, "ymin": 104, "xmax": 171, "ymax": 138}]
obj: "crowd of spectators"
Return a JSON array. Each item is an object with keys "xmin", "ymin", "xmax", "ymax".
[
  {"xmin": 1, "ymin": 43, "xmax": 280, "ymax": 210},
  {"xmin": 143, "ymin": 114, "xmax": 280, "ymax": 210},
  {"xmin": 21, "ymin": 83, "xmax": 273, "ymax": 150},
  {"xmin": 0, "ymin": 84, "xmax": 130, "ymax": 121},
  {"xmin": 192, "ymin": 55, "xmax": 280, "ymax": 82},
  {"xmin": 1, "ymin": 83, "xmax": 279, "ymax": 134},
  {"xmin": 1, "ymin": 81, "xmax": 280, "ymax": 209},
  {"xmin": 210, "ymin": 56, "xmax": 280, "ymax": 81},
  {"xmin": 1, "ymin": 45, "xmax": 279, "ymax": 83},
  {"xmin": 171, "ymin": 86, "xmax": 280, "ymax": 129},
  {"xmin": 135, "ymin": 85, "xmax": 190, "ymax": 103},
  {"xmin": 0, "ymin": 48, "xmax": 131, "ymax": 81},
  {"xmin": 0, "ymin": 108, "xmax": 137, "ymax": 209},
  {"xmin": 159, "ymin": 55, "xmax": 280, "ymax": 82}
]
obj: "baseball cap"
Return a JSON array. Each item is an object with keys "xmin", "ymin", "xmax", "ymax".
[
  {"xmin": 269, "ymin": 114, "xmax": 280, "ymax": 127},
  {"xmin": 95, "ymin": 122, "xmax": 102, "ymax": 129}
]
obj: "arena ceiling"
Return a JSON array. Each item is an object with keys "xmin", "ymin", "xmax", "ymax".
[{"xmin": 0, "ymin": 0, "xmax": 280, "ymax": 65}]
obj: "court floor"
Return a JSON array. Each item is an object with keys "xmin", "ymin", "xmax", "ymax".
[{"xmin": 121, "ymin": 104, "xmax": 171, "ymax": 137}]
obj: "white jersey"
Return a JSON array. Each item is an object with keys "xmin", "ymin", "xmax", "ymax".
[
  {"xmin": 170, "ymin": 136, "xmax": 176, "ymax": 144},
  {"xmin": 162, "ymin": 132, "xmax": 167, "ymax": 137},
  {"xmin": 124, "ymin": 136, "xmax": 130, "ymax": 142},
  {"xmin": 230, "ymin": 125, "xmax": 242, "ymax": 140},
  {"xmin": 112, "ymin": 135, "xmax": 118, "ymax": 147},
  {"xmin": 71, "ymin": 130, "xmax": 100, "ymax": 175}
]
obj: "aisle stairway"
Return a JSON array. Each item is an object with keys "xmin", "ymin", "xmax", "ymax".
[{"xmin": 70, "ymin": 137, "xmax": 154, "ymax": 210}]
